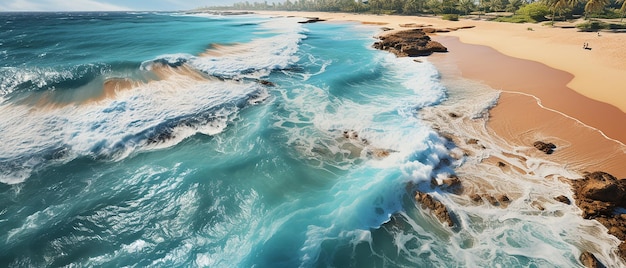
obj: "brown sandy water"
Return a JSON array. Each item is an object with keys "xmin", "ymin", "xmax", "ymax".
[{"xmin": 17, "ymin": 61, "xmax": 211, "ymax": 110}]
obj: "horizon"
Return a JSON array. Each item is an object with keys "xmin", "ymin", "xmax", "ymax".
[{"xmin": 0, "ymin": 0, "xmax": 285, "ymax": 12}]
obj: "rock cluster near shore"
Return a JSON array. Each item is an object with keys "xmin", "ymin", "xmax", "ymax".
[
  {"xmin": 571, "ymin": 171, "xmax": 626, "ymax": 259},
  {"xmin": 580, "ymin": 251, "xmax": 602, "ymax": 268},
  {"xmin": 533, "ymin": 141, "xmax": 557, "ymax": 154},
  {"xmin": 372, "ymin": 24, "xmax": 625, "ymax": 264},
  {"xmin": 373, "ymin": 29, "xmax": 448, "ymax": 57},
  {"xmin": 414, "ymin": 192, "xmax": 454, "ymax": 227}
]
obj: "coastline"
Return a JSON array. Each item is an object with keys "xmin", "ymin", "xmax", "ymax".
[
  {"xmin": 429, "ymin": 35, "xmax": 626, "ymax": 178},
  {"xmin": 252, "ymin": 10, "xmax": 626, "ymax": 263},
  {"xmin": 254, "ymin": 11, "xmax": 626, "ymax": 115},
  {"xmin": 254, "ymin": 10, "xmax": 626, "ymax": 176}
]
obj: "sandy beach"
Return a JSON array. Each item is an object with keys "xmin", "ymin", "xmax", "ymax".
[
  {"xmin": 254, "ymin": 12, "xmax": 626, "ymax": 261},
  {"xmin": 255, "ymin": 11, "xmax": 626, "ymax": 177}
]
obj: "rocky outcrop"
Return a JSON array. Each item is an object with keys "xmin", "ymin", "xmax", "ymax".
[
  {"xmin": 415, "ymin": 192, "xmax": 454, "ymax": 227},
  {"xmin": 533, "ymin": 141, "xmax": 556, "ymax": 154},
  {"xmin": 373, "ymin": 29, "xmax": 447, "ymax": 57},
  {"xmin": 573, "ymin": 172, "xmax": 626, "ymax": 208},
  {"xmin": 571, "ymin": 171, "xmax": 626, "ymax": 260}
]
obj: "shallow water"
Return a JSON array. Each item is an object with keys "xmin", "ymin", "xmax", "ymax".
[{"xmin": 0, "ymin": 12, "xmax": 622, "ymax": 267}]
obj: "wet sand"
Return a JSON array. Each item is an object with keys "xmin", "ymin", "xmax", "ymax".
[
  {"xmin": 259, "ymin": 10, "xmax": 626, "ymax": 178},
  {"xmin": 429, "ymin": 36, "xmax": 626, "ymax": 178},
  {"xmin": 433, "ymin": 36, "xmax": 626, "ymax": 146}
]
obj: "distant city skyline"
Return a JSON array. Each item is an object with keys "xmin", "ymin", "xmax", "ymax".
[{"xmin": 0, "ymin": 0, "xmax": 287, "ymax": 11}]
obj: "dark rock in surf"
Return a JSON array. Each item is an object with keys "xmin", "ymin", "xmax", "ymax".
[
  {"xmin": 441, "ymin": 175, "xmax": 461, "ymax": 189},
  {"xmin": 258, "ymin": 79, "xmax": 275, "ymax": 87},
  {"xmin": 414, "ymin": 191, "xmax": 454, "ymax": 227},
  {"xmin": 533, "ymin": 141, "xmax": 556, "ymax": 154},
  {"xmin": 298, "ymin": 17, "xmax": 326, "ymax": 24},
  {"xmin": 483, "ymin": 194, "xmax": 499, "ymax": 206},
  {"xmin": 466, "ymin": 138, "xmax": 479, "ymax": 145},
  {"xmin": 497, "ymin": 194, "xmax": 510, "ymax": 204},
  {"xmin": 469, "ymin": 193, "xmax": 483, "ymax": 203},
  {"xmin": 554, "ymin": 195, "xmax": 571, "ymax": 205},
  {"xmin": 373, "ymin": 29, "xmax": 448, "ymax": 57},
  {"xmin": 579, "ymin": 251, "xmax": 602, "ymax": 268}
]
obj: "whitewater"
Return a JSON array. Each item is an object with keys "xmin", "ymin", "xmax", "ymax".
[{"xmin": 0, "ymin": 12, "xmax": 622, "ymax": 267}]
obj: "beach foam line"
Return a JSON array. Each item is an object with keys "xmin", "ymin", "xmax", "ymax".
[
  {"xmin": 430, "ymin": 35, "xmax": 626, "ymax": 146},
  {"xmin": 501, "ymin": 90, "xmax": 626, "ymax": 149}
]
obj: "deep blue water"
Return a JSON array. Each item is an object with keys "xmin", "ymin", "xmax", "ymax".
[{"xmin": 0, "ymin": 12, "xmax": 614, "ymax": 267}]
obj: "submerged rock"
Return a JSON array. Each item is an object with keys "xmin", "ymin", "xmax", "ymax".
[
  {"xmin": 298, "ymin": 17, "xmax": 326, "ymax": 24},
  {"xmin": 469, "ymin": 193, "xmax": 483, "ymax": 203},
  {"xmin": 257, "ymin": 79, "xmax": 275, "ymax": 87},
  {"xmin": 373, "ymin": 29, "xmax": 447, "ymax": 57},
  {"xmin": 554, "ymin": 195, "xmax": 571, "ymax": 205},
  {"xmin": 579, "ymin": 251, "xmax": 602, "ymax": 268},
  {"xmin": 497, "ymin": 194, "xmax": 510, "ymax": 204},
  {"xmin": 483, "ymin": 194, "xmax": 499, "ymax": 206}
]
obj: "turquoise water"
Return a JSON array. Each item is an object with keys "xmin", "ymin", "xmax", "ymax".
[{"xmin": 0, "ymin": 12, "xmax": 616, "ymax": 267}]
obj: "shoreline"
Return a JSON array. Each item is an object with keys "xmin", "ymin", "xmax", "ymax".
[
  {"xmin": 253, "ymin": 10, "xmax": 626, "ymax": 173},
  {"xmin": 251, "ymin": 10, "xmax": 626, "ymax": 263},
  {"xmin": 428, "ymin": 35, "xmax": 626, "ymax": 178},
  {"xmin": 254, "ymin": 11, "xmax": 626, "ymax": 115}
]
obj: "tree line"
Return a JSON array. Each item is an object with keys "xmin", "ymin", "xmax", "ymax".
[{"xmin": 210, "ymin": 0, "xmax": 626, "ymax": 22}]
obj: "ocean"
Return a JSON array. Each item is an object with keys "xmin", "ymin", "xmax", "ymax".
[{"xmin": 0, "ymin": 12, "xmax": 622, "ymax": 267}]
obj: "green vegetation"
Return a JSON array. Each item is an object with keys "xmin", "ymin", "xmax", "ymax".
[
  {"xmin": 205, "ymin": 0, "xmax": 626, "ymax": 23},
  {"xmin": 493, "ymin": 14, "xmax": 537, "ymax": 23},
  {"xmin": 442, "ymin": 13, "xmax": 460, "ymax": 20},
  {"xmin": 517, "ymin": 2, "xmax": 551, "ymax": 22},
  {"xmin": 576, "ymin": 19, "xmax": 626, "ymax": 29},
  {"xmin": 576, "ymin": 19, "xmax": 610, "ymax": 30}
]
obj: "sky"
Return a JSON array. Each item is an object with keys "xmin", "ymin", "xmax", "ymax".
[{"xmin": 0, "ymin": 0, "xmax": 280, "ymax": 12}]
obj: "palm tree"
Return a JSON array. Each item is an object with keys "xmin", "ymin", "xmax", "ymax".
[
  {"xmin": 618, "ymin": 0, "xmax": 626, "ymax": 22},
  {"xmin": 584, "ymin": 0, "xmax": 610, "ymax": 18},
  {"xmin": 505, "ymin": 0, "xmax": 523, "ymax": 12},
  {"xmin": 458, "ymin": 0, "xmax": 476, "ymax": 15},
  {"xmin": 544, "ymin": 0, "xmax": 578, "ymax": 23}
]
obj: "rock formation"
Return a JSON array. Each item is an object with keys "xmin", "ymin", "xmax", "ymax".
[
  {"xmin": 415, "ymin": 192, "xmax": 454, "ymax": 227},
  {"xmin": 373, "ymin": 29, "xmax": 447, "ymax": 57},
  {"xmin": 554, "ymin": 195, "xmax": 571, "ymax": 205},
  {"xmin": 571, "ymin": 171, "xmax": 626, "ymax": 259},
  {"xmin": 579, "ymin": 251, "xmax": 602, "ymax": 268},
  {"xmin": 533, "ymin": 141, "xmax": 556, "ymax": 154}
]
